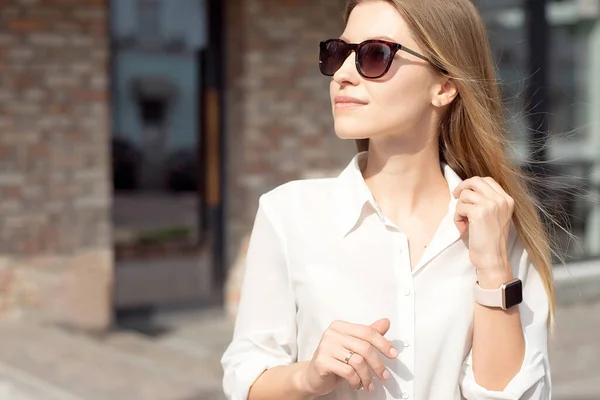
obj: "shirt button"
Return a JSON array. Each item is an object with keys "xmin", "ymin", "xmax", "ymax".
[
  {"xmin": 402, "ymin": 392, "xmax": 410, "ymax": 399},
  {"xmin": 402, "ymin": 286, "xmax": 412, "ymax": 296},
  {"xmin": 403, "ymin": 340, "xmax": 411, "ymax": 347}
]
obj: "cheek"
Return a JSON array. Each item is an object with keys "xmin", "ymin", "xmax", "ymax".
[
  {"xmin": 368, "ymin": 74, "xmax": 431, "ymax": 127},
  {"xmin": 329, "ymin": 80, "xmax": 336, "ymax": 105}
]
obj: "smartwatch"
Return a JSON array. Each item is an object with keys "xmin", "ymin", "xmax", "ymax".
[{"xmin": 473, "ymin": 278, "xmax": 523, "ymax": 310}]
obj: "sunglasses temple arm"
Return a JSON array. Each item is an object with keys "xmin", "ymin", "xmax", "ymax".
[{"xmin": 400, "ymin": 45, "xmax": 432, "ymax": 63}]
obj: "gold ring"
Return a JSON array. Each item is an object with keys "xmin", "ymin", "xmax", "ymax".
[{"xmin": 344, "ymin": 351, "xmax": 355, "ymax": 364}]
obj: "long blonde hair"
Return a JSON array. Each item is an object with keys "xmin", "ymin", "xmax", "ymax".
[{"xmin": 346, "ymin": 0, "xmax": 556, "ymax": 322}]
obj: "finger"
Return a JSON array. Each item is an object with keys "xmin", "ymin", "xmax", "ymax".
[
  {"xmin": 455, "ymin": 178, "xmax": 508, "ymax": 217},
  {"xmin": 457, "ymin": 188, "xmax": 486, "ymax": 205},
  {"xmin": 482, "ymin": 177, "xmax": 506, "ymax": 196},
  {"xmin": 370, "ymin": 318, "xmax": 391, "ymax": 335},
  {"xmin": 454, "ymin": 201, "xmax": 477, "ymax": 220},
  {"xmin": 323, "ymin": 357, "xmax": 363, "ymax": 391},
  {"xmin": 483, "ymin": 177, "xmax": 515, "ymax": 211},
  {"xmin": 334, "ymin": 349, "xmax": 375, "ymax": 391},
  {"xmin": 333, "ymin": 331, "xmax": 388, "ymax": 381},
  {"xmin": 329, "ymin": 321, "xmax": 397, "ymax": 359},
  {"xmin": 458, "ymin": 189, "xmax": 500, "ymax": 218},
  {"xmin": 454, "ymin": 177, "xmax": 502, "ymax": 201},
  {"xmin": 454, "ymin": 217, "xmax": 468, "ymax": 236}
]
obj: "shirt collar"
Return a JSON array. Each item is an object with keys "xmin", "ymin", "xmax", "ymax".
[{"xmin": 334, "ymin": 151, "xmax": 464, "ymax": 237}]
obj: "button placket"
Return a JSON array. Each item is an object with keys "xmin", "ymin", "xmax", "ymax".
[
  {"xmin": 399, "ymin": 234, "xmax": 414, "ymax": 294},
  {"xmin": 394, "ymin": 233, "xmax": 415, "ymax": 400},
  {"xmin": 409, "ymin": 246, "xmax": 417, "ymax": 400}
]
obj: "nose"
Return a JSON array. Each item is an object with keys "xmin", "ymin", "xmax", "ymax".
[{"xmin": 333, "ymin": 50, "xmax": 360, "ymax": 86}]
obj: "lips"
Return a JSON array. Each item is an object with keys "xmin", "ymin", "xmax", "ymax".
[
  {"xmin": 334, "ymin": 96, "xmax": 368, "ymax": 109},
  {"xmin": 335, "ymin": 95, "xmax": 368, "ymax": 105}
]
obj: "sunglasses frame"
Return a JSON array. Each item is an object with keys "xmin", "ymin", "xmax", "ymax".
[{"xmin": 319, "ymin": 38, "xmax": 440, "ymax": 79}]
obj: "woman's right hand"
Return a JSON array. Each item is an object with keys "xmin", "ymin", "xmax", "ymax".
[{"xmin": 298, "ymin": 318, "xmax": 398, "ymax": 397}]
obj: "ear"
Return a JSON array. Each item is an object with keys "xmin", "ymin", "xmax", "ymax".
[{"xmin": 432, "ymin": 78, "xmax": 458, "ymax": 107}]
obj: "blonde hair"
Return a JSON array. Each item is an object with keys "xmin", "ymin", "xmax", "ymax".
[{"xmin": 346, "ymin": 0, "xmax": 556, "ymax": 322}]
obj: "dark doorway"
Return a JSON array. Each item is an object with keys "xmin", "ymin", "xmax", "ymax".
[{"xmin": 107, "ymin": 0, "xmax": 225, "ymax": 320}]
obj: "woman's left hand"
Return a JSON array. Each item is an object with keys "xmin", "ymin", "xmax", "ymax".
[{"xmin": 452, "ymin": 176, "xmax": 515, "ymax": 279}]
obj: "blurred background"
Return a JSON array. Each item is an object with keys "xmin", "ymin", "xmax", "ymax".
[{"xmin": 0, "ymin": 0, "xmax": 599, "ymax": 399}]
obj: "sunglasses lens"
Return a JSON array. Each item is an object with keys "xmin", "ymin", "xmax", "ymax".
[
  {"xmin": 320, "ymin": 40, "xmax": 349, "ymax": 76},
  {"xmin": 358, "ymin": 42, "xmax": 392, "ymax": 78}
]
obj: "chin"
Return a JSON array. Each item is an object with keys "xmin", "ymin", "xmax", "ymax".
[{"xmin": 333, "ymin": 118, "xmax": 372, "ymax": 141}]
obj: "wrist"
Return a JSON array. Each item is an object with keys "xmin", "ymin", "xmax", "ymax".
[
  {"xmin": 476, "ymin": 267, "xmax": 513, "ymax": 289},
  {"xmin": 292, "ymin": 362, "xmax": 316, "ymax": 400}
]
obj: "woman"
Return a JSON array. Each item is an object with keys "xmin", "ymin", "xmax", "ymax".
[{"xmin": 221, "ymin": 1, "xmax": 553, "ymax": 399}]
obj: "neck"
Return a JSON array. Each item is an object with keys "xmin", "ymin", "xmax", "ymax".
[{"xmin": 361, "ymin": 139, "xmax": 449, "ymax": 217}]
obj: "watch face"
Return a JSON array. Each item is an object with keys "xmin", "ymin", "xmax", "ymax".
[{"xmin": 504, "ymin": 279, "xmax": 523, "ymax": 309}]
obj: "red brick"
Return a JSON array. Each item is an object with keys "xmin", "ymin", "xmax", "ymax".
[
  {"xmin": 71, "ymin": 89, "xmax": 107, "ymax": 102},
  {"xmin": 28, "ymin": 144, "xmax": 48, "ymax": 157},
  {"xmin": 48, "ymin": 104, "xmax": 72, "ymax": 115},
  {"xmin": 41, "ymin": 0, "xmax": 81, "ymax": 5},
  {"xmin": 86, "ymin": 22, "xmax": 107, "ymax": 36},
  {"xmin": 2, "ymin": 186, "xmax": 23, "ymax": 200},
  {"xmin": 9, "ymin": 19, "xmax": 46, "ymax": 32},
  {"xmin": 14, "ymin": 75, "xmax": 35, "ymax": 89},
  {"xmin": 63, "ymin": 131, "xmax": 84, "ymax": 141}
]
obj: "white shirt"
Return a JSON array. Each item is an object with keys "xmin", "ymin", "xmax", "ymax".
[{"xmin": 221, "ymin": 152, "xmax": 550, "ymax": 400}]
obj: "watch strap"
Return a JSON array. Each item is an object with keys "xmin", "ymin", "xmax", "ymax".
[{"xmin": 473, "ymin": 281, "xmax": 504, "ymax": 308}]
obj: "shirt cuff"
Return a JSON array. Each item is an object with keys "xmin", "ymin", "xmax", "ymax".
[
  {"xmin": 222, "ymin": 327, "xmax": 297, "ymax": 400},
  {"xmin": 223, "ymin": 359, "xmax": 288, "ymax": 400},
  {"xmin": 460, "ymin": 337, "xmax": 548, "ymax": 400}
]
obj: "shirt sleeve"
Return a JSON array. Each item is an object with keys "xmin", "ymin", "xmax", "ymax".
[
  {"xmin": 221, "ymin": 194, "xmax": 298, "ymax": 400},
  {"xmin": 459, "ymin": 237, "xmax": 551, "ymax": 400}
]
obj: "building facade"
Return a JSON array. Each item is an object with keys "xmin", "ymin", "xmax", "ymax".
[
  {"xmin": 0, "ymin": 0, "xmax": 112, "ymax": 329},
  {"xmin": 0, "ymin": 0, "xmax": 599, "ymax": 329}
]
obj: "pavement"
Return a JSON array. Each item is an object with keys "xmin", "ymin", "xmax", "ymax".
[
  {"xmin": 551, "ymin": 300, "xmax": 600, "ymax": 400},
  {"xmin": 0, "ymin": 261, "xmax": 599, "ymax": 400},
  {"xmin": 0, "ymin": 307, "xmax": 231, "ymax": 400}
]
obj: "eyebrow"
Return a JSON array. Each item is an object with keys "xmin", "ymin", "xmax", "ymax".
[{"xmin": 339, "ymin": 35, "xmax": 398, "ymax": 43}]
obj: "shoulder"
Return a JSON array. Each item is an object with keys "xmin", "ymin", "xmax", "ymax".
[
  {"xmin": 260, "ymin": 177, "xmax": 337, "ymax": 208},
  {"xmin": 257, "ymin": 177, "xmax": 339, "ymax": 231}
]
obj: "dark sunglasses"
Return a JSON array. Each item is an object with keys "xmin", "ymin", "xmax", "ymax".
[{"xmin": 319, "ymin": 38, "xmax": 439, "ymax": 79}]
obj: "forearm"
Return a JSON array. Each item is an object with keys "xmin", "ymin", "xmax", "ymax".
[
  {"xmin": 472, "ymin": 267, "xmax": 526, "ymax": 391},
  {"xmin": 249, "ymin": 361, "xmax": 314, "ymax": 400}
]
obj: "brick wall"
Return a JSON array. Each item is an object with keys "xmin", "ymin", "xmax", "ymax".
[
  {"xmin": 0, "ymin": 0, "xmax": 112, "ymax": 329},
  {"xmin": 224, "ymin": 0, "xmax": 355, "ymax": 267}
]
